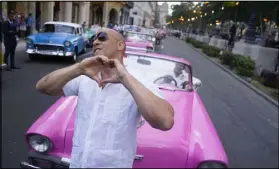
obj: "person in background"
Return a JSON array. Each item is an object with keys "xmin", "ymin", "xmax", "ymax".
[
  {"xmin": 26, "ymin": 13, "xmax": 33, "ymax": 36},
  {"xmin": 3, "ymin": 11, "xmax": 21, "ymax": 71},
  {"xmin": 107, "ymin": 22, "xmax": 113, "ymax": 29},
  {"xmin": 82, "ymin": 21, "xmax": 86, "ymax": 29},
  {"xmin": 19, "ymin": 16, "xmax": 26, "ymax": 38},
  {"xmin": 228, "ymin": 21, "xmax": 236, "ymax": 46}
]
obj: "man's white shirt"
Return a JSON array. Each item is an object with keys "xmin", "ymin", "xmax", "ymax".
[{"xmin": 63, "ymin": 65, "xmax": 163, "ymax": 168}]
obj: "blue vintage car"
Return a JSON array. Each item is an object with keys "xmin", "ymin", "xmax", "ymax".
[{"xmin": 25, "ymin": 21, "xmax": 89, "ymax": 62}]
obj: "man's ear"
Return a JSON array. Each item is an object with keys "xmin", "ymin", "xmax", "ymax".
[{"xmin": 117, "ymin": 41, "xmax": 125, "ymax": 51}]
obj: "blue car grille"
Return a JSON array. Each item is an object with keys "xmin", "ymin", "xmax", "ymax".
[{"xmin": 34, "ymin": 44, "xmax": 64, "ymax": 51}]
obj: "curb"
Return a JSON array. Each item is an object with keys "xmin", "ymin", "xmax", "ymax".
[{"xmin": 185, "ymin": 42, "xmax": 279, "ymax": 108}]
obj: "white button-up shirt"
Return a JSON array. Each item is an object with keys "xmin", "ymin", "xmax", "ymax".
[{"xmin": 63, "ymin": 65, "xmax": 163, "ymax": 168}]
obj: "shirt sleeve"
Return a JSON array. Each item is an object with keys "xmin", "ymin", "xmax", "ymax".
[{"xmin": 63, "ymin": 75, "xmax": 83, "ymax": 97}]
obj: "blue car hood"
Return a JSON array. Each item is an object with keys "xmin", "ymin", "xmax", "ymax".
[{"xmin": 34, "ymin": 33, "xmax": 74, "ymax": 44}]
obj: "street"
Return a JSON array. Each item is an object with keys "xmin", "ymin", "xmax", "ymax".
[{"xmin": 1, "ymin": 37, "xmax": 278, "ymax": 168}]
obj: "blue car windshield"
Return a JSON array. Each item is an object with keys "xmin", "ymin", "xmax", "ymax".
[{"xmin": 43, "ymin": 24, "xmax": 75, "ymax": 34}]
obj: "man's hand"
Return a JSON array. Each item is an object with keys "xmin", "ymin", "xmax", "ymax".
[
  {"xmin": 79, "ymin": 55, "xmax": 110, "ymax": 86},
  {"xmin": 99, "ymin": 59, "xmax": 128, "ymax": 87}
]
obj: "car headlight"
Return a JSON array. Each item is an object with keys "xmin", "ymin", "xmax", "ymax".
[
  {"xmin": 26, "ymin": 38, "xmax": 33, "ymax": 44},
  {"xmin": 198, "ymin": 162, "xmax": 227, "ymax": 168},
  {"xmin": 64, "ymin": 41, "xmax": 71, "ymax": 47},
  {"xmin": 28, "ymin": 134, "xmax": 53, "ymax": 153}
]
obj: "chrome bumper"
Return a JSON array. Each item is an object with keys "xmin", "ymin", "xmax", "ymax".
[
  {"xmin": 26, "ymin": 49, "xmax": 74, "ymax": 57},
  {"xmin": 20, "ymin": 151, "xmax": 144, "ymax": 168},
  {"xmin": 20, "ymin": 162, "xmax": 41, "ymax": 169}
]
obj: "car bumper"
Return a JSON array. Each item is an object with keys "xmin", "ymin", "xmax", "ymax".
[
  {"xmin": 20, "ymin": 151, "xmax": 70, "ymax": 168},
  {"xmin": 26, "ymin": 49, "xmax": 74, "ymax": 57}
]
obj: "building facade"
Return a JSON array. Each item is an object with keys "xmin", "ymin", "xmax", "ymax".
[
  {"xmin": 2, "ymin": 1, "xmax": 133, "ymax": 33},
  {"xmin": 128, "ymin": 2, "xmax": 155, "ymax": 27},
  {"xmin": 159, "ymin": 2, "xmax": 169, "ymax": 26}
]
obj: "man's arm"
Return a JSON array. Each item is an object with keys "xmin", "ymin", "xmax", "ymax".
[
  {"xmin": 121, "ymin": 73, "xmax": 174, "ymax": 131},
  {"xmin": 36, "ymin": 63, "xmax": 84, "ymax": 96}
]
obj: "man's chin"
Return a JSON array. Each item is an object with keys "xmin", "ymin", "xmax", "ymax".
[{"xmin": 93, "ymin": 50, "xmax": 103, "ymax": 56}]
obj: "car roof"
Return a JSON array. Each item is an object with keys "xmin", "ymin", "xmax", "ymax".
[
  {"xmin": 44, "ymin": 21, "xmax": 81, "ymax": 28},
  {"xmin": 125, "ymin": 50, "xmax": 191, "ymax": 65}
]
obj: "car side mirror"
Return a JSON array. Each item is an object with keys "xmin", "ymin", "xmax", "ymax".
[{"xmin": 194, "ymin": 81, "xmax": 202, "ymax": 90}]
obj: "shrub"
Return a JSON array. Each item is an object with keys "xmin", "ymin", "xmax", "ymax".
[
  {"xmin": 234, "ymin": 56, "xmax": 255, "ymax": 77},
  {"xmin": 201, "ymin": 45, "xmax": 220, "ymax": 58},
  {"xmin": 220, "ymin": 51, "xmax": 236, "ymax": 68}
]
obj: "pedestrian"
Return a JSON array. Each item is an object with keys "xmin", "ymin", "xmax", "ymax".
[
  {"xmin": 82, "ymin": 21, "xmax": 86, "ymax": 29},
  {"xmin": 26, "ymin": 13, "xmax": 33, "ymax": 36},
  {"xmin": 228, "ymin": 21, "xmax": 236, "ymax": 46},
  {"xmin": 19, "ymin": 16, "xmax": 27, "ymax": 38},
  {"xmin": 35, "ymin": 28, "xmax": 174, "ymax": 168},
  {"xmin": 3, "ymin": 11, "xmax": 21, "ymax": 71}
]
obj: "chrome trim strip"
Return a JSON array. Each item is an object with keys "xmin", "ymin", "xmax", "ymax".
[
  {"xmin": 59, "ymin": 154, "xmax": 144, "ymax": 164},
  {"xmin": 34, "ymin": 43, "xmax": 64, "ymax": 47},
  {"xmin": 20, "ymin": 162, "xmax": 41, "ymax": 169},
  {"xmin": 126, "ymin": 46, "xmax": 147, "ymax": 52}
]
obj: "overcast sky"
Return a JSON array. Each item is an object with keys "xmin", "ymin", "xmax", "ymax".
[{"xmin": 158, "ymin": 2, "xmax": 198, "ymax": 15}]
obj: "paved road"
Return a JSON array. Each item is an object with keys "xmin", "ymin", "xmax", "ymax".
[{"xmin": 1, "ymin": 37, "xmax": 278, "ymax": 168}]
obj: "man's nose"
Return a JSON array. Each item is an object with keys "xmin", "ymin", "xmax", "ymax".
[{"xmin": 93, "ymin": 39, "xmax": 100, "ymax": 47}]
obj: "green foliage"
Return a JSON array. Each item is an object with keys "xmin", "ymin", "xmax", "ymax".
[
  {"xmin": 185, "ymin": 37, "xmax": 256, "ymax": 77},
  {"xmin": 233, "ymin": 55, "xmax": 255, "ymax": 77}
]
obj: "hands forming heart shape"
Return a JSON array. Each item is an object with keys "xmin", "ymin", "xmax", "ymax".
[{"xmin": 79, "ymin": 55, "xmax": 127, "ymax": 87}]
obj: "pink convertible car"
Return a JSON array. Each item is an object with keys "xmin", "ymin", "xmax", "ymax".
[
  {"xmin": 124, "ymin": 31, "xmax": 155, "ymax": 52},
  {"xmin": 20, "ymin": 51, "xmax": 228, "ymax": 168}
]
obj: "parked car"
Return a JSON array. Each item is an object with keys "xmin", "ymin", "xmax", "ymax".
[
  {"xmin": 124, "ymin": 31, "xmax": 155, "ymax": 52},
  {"xmin": 20, "ymin": 50, "xmax": 228, "ymax": 169},
  {"xmin": 25, "ymin": 21, "xmax": 88, "ymax": 62}
]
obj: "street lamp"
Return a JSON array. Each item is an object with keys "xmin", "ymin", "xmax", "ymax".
[
  {"xmin": 221, "ymin": 6, "xmax": 224, "ymax": 10},
  {"xmin": 191, "ymin": 17, "xmax": 195, "ymax": 21},
  {"xmin": 200, "ymin": 15, "xmax": 202, "ymax": 17},
  {"xmin": 236, "ymin": 2, "xmax": 239, "ymax": 6},
  {"xmin": 212, "ymin": 10, "xmax": 214, "ymax": 14},
  {"xmin": 205, "ymin": 13, "xmax": 207, "ymax": 16},
  {"xmin": 188, "ymin": 18, "xmax": 190, "ymax": 21},
  {"xmin": 193, "ymin": 10, "xmax": 196, "ymax": 13}
]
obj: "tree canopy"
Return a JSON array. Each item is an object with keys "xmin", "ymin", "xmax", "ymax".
[{"xmin": 167, "ymin": 2, "xmax": 279, "ymax": 29}]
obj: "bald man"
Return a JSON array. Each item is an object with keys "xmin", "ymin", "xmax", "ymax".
[{"xmin": 35, "ymin": 28, "xmax": 174, "ymax": 168}]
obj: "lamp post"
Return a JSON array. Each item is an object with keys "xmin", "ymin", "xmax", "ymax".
[{"xmin": 244, "ymin": 12, "xmax": 257, "ymax": 44}]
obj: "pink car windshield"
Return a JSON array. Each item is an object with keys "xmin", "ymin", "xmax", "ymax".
[
  {"xmin": 126, "ymin": 32, "xmax": 152, "ymax": 42},
  {"xmin": 124, "ymin": 54, "xmax": 191, "ymax": 90}
]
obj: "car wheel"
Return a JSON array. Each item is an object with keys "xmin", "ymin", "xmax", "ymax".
[
  {"xmin": 71, "ymin": 50, "xmax": 78, "ymax": 63},
  {"xmin": 82, "ymin": 46, "xmax": 87, "ymax": 53},
  {"xmin": 29, "ymin": 54, "xmax": 37, "ymax": 61}
]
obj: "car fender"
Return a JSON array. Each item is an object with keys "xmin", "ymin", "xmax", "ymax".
[
  {"xmin": 186, "ymin": 92, "xmax": 228, "ymax": 168},
  {"xmin": 26, "ymin": 96, "xmax": 77, "ymax": 154}
]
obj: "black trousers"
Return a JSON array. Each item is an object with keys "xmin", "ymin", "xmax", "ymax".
[
  {"xmin": 26, "ymin": 26, "xmax": 31, "ymax": 36},
  {"xmin": 4, "ymin": 43, "xmax": 17, "ymax": 67}
]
